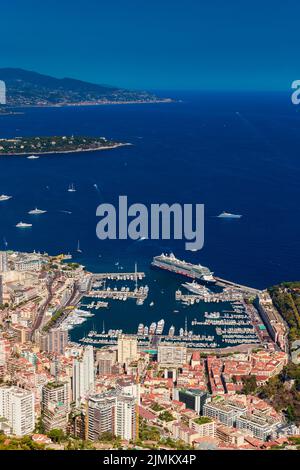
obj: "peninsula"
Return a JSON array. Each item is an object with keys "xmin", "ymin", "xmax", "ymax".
[{"xmin": 0, "ymin": 135, "xmax": 128, "ymax": 156}]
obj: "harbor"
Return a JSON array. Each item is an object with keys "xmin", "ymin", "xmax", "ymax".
[{"xmin": 67, "ymin": 254, "xmax": 271, "ymax": 350}]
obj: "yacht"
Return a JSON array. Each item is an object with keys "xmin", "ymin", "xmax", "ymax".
[
  {"xmin": 0, "ymin": 195, "xmax": 12, "ymax": 202},
  {"xmin": 156, "ymin": 319, "xmax": 165, "ymax": 335},
  {"xmin": 168, "ymin": 325, "xmax": 175, "ymax": 337},
  {"xmin": 28, "ymin": 208, "xmax": 47, "ymax": 215},
  {"xmin": 68, "ymin": 183, "xmax": 76, "ymax": 192},
  {"xmin": 16, "ymin": 222, "xmax": 32, "ymax": 228},
  {"xmin": 217, "ymin": 211, "xmax": 242, "ymax": 219},
  {"xmin": 76, "ymin": 240, "xmax": 82, "ymax": 253},
  {"xmin": 27, "ymin": 155, "xmax": 39, "ymax": 160},
  {"xmin": 149, "ymin": 322, "xmax": 156, "ymax": 335}
]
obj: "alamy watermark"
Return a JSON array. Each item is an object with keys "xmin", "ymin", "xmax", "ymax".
[
  {"xmin": 96, "ymin": 196, "xmax": 204, "ymax": 251},
  {"xmin": 291, "ymin": 80, "xmax": 300, "ymax": 104}
]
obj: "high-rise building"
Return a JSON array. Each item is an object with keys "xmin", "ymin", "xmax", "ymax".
[
  {"xmin": 0, "ymin": 275, "xmax": 3, "ymax": 306},
  {"xmin": 96, "ymin": 349, "xmax": 116, "ymax": 375},
  {"xmin": 115, "ymin": 395, "xmax": 137, "ymax": 441},
  {"xmin": 87, "ymin": 391, "xmax": 117, "ymax": 441},
  {"xmin": 72, "ymin": 346, "xmax": 95, "ymax": 406},
  {"xmin": 42, "ymin": 381, "xmax": 69, "ymax": 410},
  {"xmin": 87, "ymin": 389, "xmax": 137, "ymax": 442},
  {"xmin": 0, "ymin": 252, "xmax": 8, "ymax": 272},
  {"xmin": 42, "ymin": 382, "xmax": 70, "ymax": 432},
  {"xmin": 40, "ymin": 328, "xmax": 68, "ymax": 355},
  {"xmin": 157, "ymin": 344, "xmax": 187, "ymax": 365},
  {"xmin": 0, "ymin": 337, "xmax": 10, "ymax": 367},
  {"xmin": 0, "ymin": 81, "xmax": 6, "ymax": 105},
  {"xmin": 0, "ymin": 386, "xmax": 35, "ymax": 436},
  {"xmin": 117, "ymin": 336, "xmax": 138, "ymax": 365}
]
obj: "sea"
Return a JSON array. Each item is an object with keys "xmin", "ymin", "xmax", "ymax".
[{"xmin": 0, "ymin": 91, "xmax": 300, "ymax": 342}]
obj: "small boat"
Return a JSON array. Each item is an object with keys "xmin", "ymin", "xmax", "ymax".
[
  {"xmin": 0, "ymin": 195, "xmax": 12, "ymax": 202},
  {"xmin": 27, "ymin": 155, "xmax": 39, "ymax": 160},
  {"xmin": 77, "ymin": 240, "xmax": 82, "ymax": 253},
  {"xmin": 28, "ymin": 208, "xmax": 47, "ymax": 215},
  {"xmin": 16, "ymin": 221, "xmax": 32, "ymax": 228},
  {"xmin": 150, "ymin": 301, "xmax": 154, "ymax": 307},
  {"xmin": 68, "ymin": 183, "xmax": 76, "ymax": 192},
  {"xmin": 217, "ymin": 211, "xmax": 242, "ymax": 219}
]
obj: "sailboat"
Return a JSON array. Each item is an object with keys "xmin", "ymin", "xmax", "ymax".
[
  {"xmin": 68, "ymin": 183, "xmax": 76, "ymax": 192},
  {"xmin": 77, "ymin": 240, "xmax": 82, "ymax": 253}
]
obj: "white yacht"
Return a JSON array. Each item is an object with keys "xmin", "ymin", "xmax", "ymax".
[
  {"xmin": 217, "ymin": 211, "xmax": 242, "ymax": 219},
  {"xmin": 27, "ymin": 155, "xmax": 40, "ymax": 160},
  {"xmin": 0, "ymin": 195, "xmax": 12, "ymax": 202},
  {"xmin": 16, "ymin": 221, "xmax": 32, "ymax": 228},
  {"xmin": 68, "ymin": 183, "xmax": 76, "ymax": 192},
  {"xmin": 28, "ymin": 208, "xmax": 47, "ymax": 215}
]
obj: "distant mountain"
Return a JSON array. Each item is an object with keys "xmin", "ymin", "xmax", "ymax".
[{"xmin": 0, "ymin": 68, "xmax": 169, "ymax": 106}]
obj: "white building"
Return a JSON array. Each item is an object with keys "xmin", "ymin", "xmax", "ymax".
[
  {"xmin": 87, "ymin": 389, "xmax": 137, "ymax": 442},
  {"xmin": 72, "ymin": 346, "xmax": 95, "ymax": 406},
  {"xmin": 0, "ymin": 81, "xmax": 6, "ymax": 105},
  {"xmin": 0, "ymin": 386, "xmax": 35, "ymax": 436},
  {"xmin": 0, "ymin": 252, "xmax": 8, "ymax": 272},
  {"xmin": 115, "ymin": 395, "xmax": 136, "ymax": 441}
]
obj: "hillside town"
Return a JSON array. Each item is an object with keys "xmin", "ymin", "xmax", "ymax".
[{"xmin": 0, "ymin": 250, "xmax": 299, "ymax": 450}]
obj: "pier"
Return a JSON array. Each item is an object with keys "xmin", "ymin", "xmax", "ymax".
[
  {"xmin": 87, "ymin": 285, "xmax": 149, "ymax": 301},
  {"xmin": 92, "ymin": 272, "xmax": 145, "ymax": 281},
  {"xmin": 175, "ymin": 289, "xmax": 244, "ymax": 304},
  {"xmin": 214, "ymin": 277, "xmax": 261, "ymax": 296}
]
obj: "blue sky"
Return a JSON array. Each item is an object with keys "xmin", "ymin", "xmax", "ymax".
[{"xmin": 0, "ymin": 0, "xmax": 299, "ymax": 90}]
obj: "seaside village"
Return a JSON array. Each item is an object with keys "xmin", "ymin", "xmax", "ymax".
[{"xmin": 0, "ymin": 249, "xmax": 299, "ymax": 450}]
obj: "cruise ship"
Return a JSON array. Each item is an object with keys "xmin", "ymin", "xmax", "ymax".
[
  {"xmin": 152, "ymin": 253, "xmax": 215, "ymax": 283},
  {"xmin": 0, "ymin": 194, "xmax": 12, "ymax": 202},
  {"xmin": 28, "ymin": 208, "xmax": 47, "ymax": 215},
  {"xmin": 182, "ymin": 280, "xmax": 211, "ymax": 295},
  {"xmin": 217, "ymin": 211, "xmax": 242, "ymax": 219}
]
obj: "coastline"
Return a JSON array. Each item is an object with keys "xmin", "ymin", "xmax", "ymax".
[
  {"xmin": 6, "ymin": 98, "xmax": 174, "ymax": 109},
  {"xmin": 0, "ymin": 142, "xmax": 131, "ymax": 157}
]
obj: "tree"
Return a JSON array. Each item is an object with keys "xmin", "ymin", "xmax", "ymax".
[
  {"xmin": 48, "ymin": 428, "xmax": 66, "ymax": 443},
  {"xmin": 241, "ymin": 375, "xmax": 257, "ymax": 395}
]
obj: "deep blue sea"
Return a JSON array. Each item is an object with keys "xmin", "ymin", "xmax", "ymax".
[{"xmin": 1, "ymin": 91, "xmax": 300, "ymax": 339}]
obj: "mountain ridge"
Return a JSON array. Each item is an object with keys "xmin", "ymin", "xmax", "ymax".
[{"xmin": 0, "ymin": 68, "xmax": 168, "ymax": 106}]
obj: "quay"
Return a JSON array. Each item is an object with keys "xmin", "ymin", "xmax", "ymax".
[
  {"xmin": 214, "ymin": 276, "xmax": 261, "ymax": 296},
  {"xmin": 91, "ymin": 272, "xmax": 145, "ymax": 281},
  {"xmin": 86, "ymin": 286, "xmax": 149, "ymax": 301},
  {"xmin": 175, "ymin": 289, "xmax": 244, "ymax": 304}
]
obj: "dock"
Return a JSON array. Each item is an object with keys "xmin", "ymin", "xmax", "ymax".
[{"xmin": 92, "ymin": 272, "xmax": 145, "ymax": 281}]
